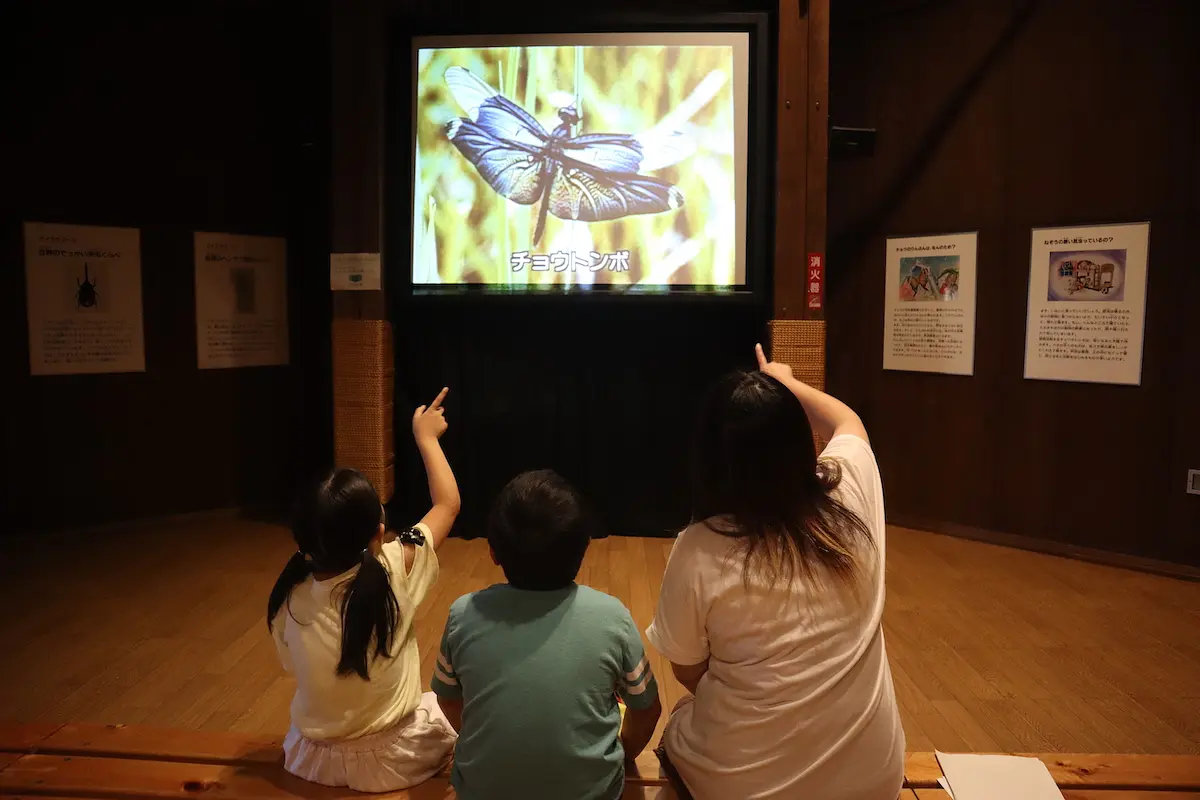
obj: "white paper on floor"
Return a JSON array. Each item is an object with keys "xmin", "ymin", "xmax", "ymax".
[{"xmin": 935, "ymin": 751, "xmax": 1064, "ymax": 800}]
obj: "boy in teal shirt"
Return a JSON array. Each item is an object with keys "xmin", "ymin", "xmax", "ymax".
[{"xmin": 432, "ymin": 470, "xmax": 661, "ymax": 800}]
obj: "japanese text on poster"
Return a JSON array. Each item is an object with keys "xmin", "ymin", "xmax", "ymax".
[
  {"xmin": 23, "ymin": 222, "xmax": 145, "ymax": 375},
  {"xmin": 1023, "ymin": 222, "xmax": 1149, "ymax": 385},
  {"xmin": 195, "ymin": 232, "xmax": 289, "ymax": 369},
  {"xmin": 330, "ymin": 252, "xmax": 381, "ymax": 291},
  {"xmin": 883, "ymin": 232, "xmax": 978, "ymax": 376}
]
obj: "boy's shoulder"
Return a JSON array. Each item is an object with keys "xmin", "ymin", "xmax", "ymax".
[
  {"xmin": 568, "ymin": 586, "xmax": 639, "ymax": 637},
  {"xmin": 571, "ymin": 584, "xmax": 630, "ymax": 615},
  {"xmin": 447, "ymin": 586, "xmax": 489, "ymax": 617},
  {"xmin": 448, "ymin": 584, "xmax": 632, "ymax": 623},
  {"xmin": 447, "ymin": 583, "xmax": 519, "ymax": 618}
]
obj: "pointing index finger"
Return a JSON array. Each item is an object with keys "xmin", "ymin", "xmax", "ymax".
[
  {"xmin": 430, "ymin": 386, "xmax": 449, "ymax": 410},
  {"xmin": 755, "ymin": 343, "xmax": 768, "ymax": 370}
]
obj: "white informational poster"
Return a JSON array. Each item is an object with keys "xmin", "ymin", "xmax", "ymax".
[
  {"xmin": 330, "ymin": 252, "xmax": 382, "ymax": 291},
  {"xmin": 194, "ymin": 232, "xmax": 289, "ymax": 369},
  {"xmin": 1023, "ymin": 222, "xmax": 1149, "ymax": 385},
  {"xmin": 882, "ymin": 231, "xmax": 978, "ymax": 376},
  {"xmin": 23, "ymin": 222, "xmax": 146, "ymax": 376}
]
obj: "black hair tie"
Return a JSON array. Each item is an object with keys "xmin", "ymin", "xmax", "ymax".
[{"xmin": 397, "ymin": 527, "xmax": 426, "ymax": 547}]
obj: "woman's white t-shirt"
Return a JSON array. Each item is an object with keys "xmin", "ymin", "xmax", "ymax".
[
  {"xmin": 646, "ymin": 434, "xmax": 905, "ymax": 800},
  {"xmin": 271, "ymin": 524, "xmax": 439, "ymax": 742}
]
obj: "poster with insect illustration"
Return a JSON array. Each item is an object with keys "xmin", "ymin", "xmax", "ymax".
[
  {"xmin": 883, "ymin": 232, "xmax": 978, "ymax": 376},
  {"xmin": 23, "ymin": 221, "xmax": 145, "ymax": 375},
  {"xmin": 410, "ymin": 33, "xmax": 749, "ymax": 291},
  {"xmin": 194, "ymin": 232, "xmax": 289, "ymax": 369}
]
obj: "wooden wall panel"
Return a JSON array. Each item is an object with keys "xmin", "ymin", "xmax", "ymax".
[
  {"xmin": 3, "ymin": 0, "xmax": 332, "ymax": 531},
  {"xmin": 827, "ymin": 0, "xmax": 1200, "ymax": 566}
]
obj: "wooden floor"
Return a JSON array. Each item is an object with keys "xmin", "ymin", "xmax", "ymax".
[{"xmin": 1, "ymin": 518, "xmax": 1197, "ymax": 755}]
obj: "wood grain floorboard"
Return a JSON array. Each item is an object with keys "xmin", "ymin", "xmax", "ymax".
[{"xmin": 0, "ymin": 522, "xmax": 1196, "ymax": 754}]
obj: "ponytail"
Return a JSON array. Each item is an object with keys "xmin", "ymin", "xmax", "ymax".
[
  {"xmin": 267, "ymin": 552, "xmax": 314, "ymax": 631},
  {"xmin": 336, "ymin": 550, "xmax": 400, "ymax": 680}
]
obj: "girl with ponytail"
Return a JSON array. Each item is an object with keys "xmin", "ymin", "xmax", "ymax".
[{"xmin": 268, "ymin": 388, "xmax": 461, "ymax": 793}]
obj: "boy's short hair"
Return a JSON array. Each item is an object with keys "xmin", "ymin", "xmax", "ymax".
[{"xmin": 488, "ymin": 470, "xmax": 595, "ymax": 591}]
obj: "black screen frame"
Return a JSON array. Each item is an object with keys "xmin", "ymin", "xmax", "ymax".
[{"xmin": 383, "ymin": 11, "xmax": 776, "ymax": 308}]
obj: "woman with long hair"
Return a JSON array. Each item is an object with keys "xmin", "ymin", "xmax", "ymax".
[{"xmin": 646, "ymin": 345, "xmax": 904, "ymax": 800}]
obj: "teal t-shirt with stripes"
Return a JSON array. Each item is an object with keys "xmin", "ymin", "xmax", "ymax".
[{"xmin": 432, "ymin": 583, "xmax": 658, "ymax": 800}]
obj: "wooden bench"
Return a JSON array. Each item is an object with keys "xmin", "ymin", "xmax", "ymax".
[
  {"xmin": 4, "ymin": 725, "xmax": 1199, "ymax": 798},
  {"xmin": 902, "ymin": 751, "xmax": 1200, "ymax": 799},
  {"xmin": 0, "ymin": 723, "xmax": 665, "ymax": 799}
]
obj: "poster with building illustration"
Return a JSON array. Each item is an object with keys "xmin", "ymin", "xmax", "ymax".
[
  {"xmin": 23, "ymin": 222, "xmax": 146, "ymax": 375},
  {"xmin": 1024, "ymin": 223, "xmax": 1149, "ymax": 385},
  {"xmin": 1046, "ymin": 249, "xmax": 1126, "ymax": 302},
  {"xmin": 194, "ymin": 232, "xmax": 289, "ymax": 369},
  {"xmin": 883, "ymin": 232, "xmax": 978, "ymax": 375}
]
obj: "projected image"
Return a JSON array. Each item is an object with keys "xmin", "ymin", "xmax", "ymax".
[{"xmin": 411, "ymin": 39, "xmax": 745, "ymax": 290}]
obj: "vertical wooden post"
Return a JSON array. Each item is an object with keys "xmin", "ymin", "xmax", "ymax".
[
  {"xmin": 772, "ymin": 0, "xmax": 811, "ymax": 324},
  {"xmin": 771, "ymin": 0, "xmax": 830, "ymax": 452},
  {"xmin": 330, "ymin": 0, "xmax": 395, "ymax": 500},
  {"xmin": 804, "ymin": 0, "xmax": 830, "ymax": 327}
]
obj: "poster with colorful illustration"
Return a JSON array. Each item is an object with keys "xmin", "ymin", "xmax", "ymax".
[
  {"xmin": 1023, "ymin": 222, "xmax": 1149, "ymax": 385},
  {"xmin": 1046, "ymin": 249, "xmax": 1126, "ymax": 302},
  {"xmin": 194, "ymin": 232, "xmax": 289, "ymax": 369},
  {"xmin": 23, "ymin": 222, "xmax": 145, "ymax": 375},
  {"xmin": 883, "ymin": 232, "xmax": 978, "ymax": 375}
]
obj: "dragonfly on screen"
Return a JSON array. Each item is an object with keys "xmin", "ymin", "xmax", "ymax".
[{"xmin": 443, "ymin": 66, "xmax": 688, "ymax": 245}]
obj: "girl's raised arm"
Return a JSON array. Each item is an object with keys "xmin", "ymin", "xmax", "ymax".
[
  {"xmin": 755, "ymin": 344, "xmax": 869, "ymax": 443},
  {"xmin": 412, "ymin": 387, "xmax": 461, "ymax": 550}
]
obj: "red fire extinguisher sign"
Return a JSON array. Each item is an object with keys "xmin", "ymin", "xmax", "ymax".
[{"xmin": 806, "ymin": 253, "xmax": 824, "ymax": 309}]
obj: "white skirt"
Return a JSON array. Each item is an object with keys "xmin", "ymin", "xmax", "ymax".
[{"xmin": 283, "ymin": 692, "xmax": 457, "ymax": 793}]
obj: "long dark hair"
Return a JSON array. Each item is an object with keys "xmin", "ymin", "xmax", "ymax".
[
  {"xmin": 267, "ymin": 468, "xmax": 400, "ymax": 680},
  {"xmin": 692, "ymin": 371, "xmax": 873, "ymax": 587}
]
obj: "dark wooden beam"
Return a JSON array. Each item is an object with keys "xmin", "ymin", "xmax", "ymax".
[
  {"xmin": 772, "ymin": 0, "xmax": 811, "ymax": 320},
  {"xmin": 331, "ymin": 0, "xmax": 386, "ymax": 322},
  {"xmin": 803, "ymin": 0, "xmax": 829, "ymax": 321}
]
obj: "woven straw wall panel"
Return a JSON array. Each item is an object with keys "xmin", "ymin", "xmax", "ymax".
[
  {"xmin": 768, "ymin": 319, "xmax": 826, "ymax": 391},
  {"xmin": 769, "ymin": 319, "xmax": 827, "ymax": 452},
  {"xmin": 332, "ymin": 320, "xmax": 395, "ymax": 501}
]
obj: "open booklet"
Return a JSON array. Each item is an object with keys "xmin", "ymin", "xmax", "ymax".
[{"xmin": 935, "ymin": 752, "xmax": 1064, "ymax": 800}]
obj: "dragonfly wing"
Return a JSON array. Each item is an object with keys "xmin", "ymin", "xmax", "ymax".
[
  {"xmin": 445, "ymin": 66, "xmax": 548, "ymax": 150},
  {"xmin": 633, "ymin": 127, "xmax": 697, "ymax": 171},
  {"xmin": 547, "ymin": 165, "xmax": 684, "ymax": 223},
  {"xmin": 446, "ymin": 119, "xmax": 545, "ymax": 204},
  {"xmin": 444, "ymin": 66, "xmax": 498, "ymax": 121},
  {"xmin": 564, "ymin": 129, "xmax": 696, "ymax": 173},
  {"xmin": 474, "ymin": 96, "xmax": 550, "ymax": 150},
  {"xmin": 560, "ymin": 133, "xmax": 646, "ymax": 173}
]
